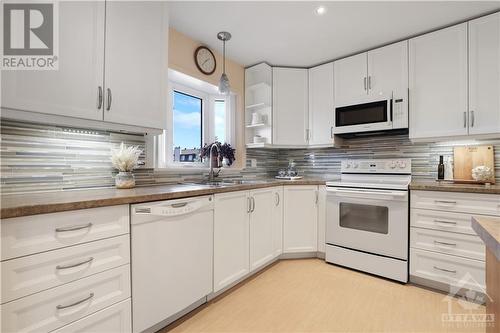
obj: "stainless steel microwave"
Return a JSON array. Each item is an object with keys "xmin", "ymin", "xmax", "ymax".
[{"xmin": 334, "ymin": 97, "xmax": 407, "ymax": 135}]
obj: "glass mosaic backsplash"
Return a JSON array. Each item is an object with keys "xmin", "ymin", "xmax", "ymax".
[{"xmin": 1, "ymin": 120, "xmax": 500, "ymax": 194}]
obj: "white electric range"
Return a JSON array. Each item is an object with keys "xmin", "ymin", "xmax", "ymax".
[{"xmin": 325, "ymin": 158, "xmax": 411, "ymax": 282}]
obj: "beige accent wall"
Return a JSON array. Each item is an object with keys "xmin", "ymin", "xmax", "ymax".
[{"xmin": 168, "ymin": 28, "xmax": 245, "ymax": 168}]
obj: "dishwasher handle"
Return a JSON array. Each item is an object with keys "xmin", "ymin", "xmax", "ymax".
[{"xmin": 133, "ymin": 196, "xmax": 212, "ymax": 217}]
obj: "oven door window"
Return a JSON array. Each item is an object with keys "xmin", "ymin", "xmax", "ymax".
[
  {"xmin": 339, "ymin": 202, "xmax": 389, "ymax": 234},
  {"xmin": 335, "ymin": 100, "xmax": 389, "ymax": 127}
]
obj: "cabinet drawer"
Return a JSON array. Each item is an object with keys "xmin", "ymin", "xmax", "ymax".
[
  {"xmin": 1, "ymin": 265, "xmax": 130, "ymax": 333},
  {"xmin": 410, "ymin": 208, "xmax": 478, "ymax": 235},
  {"xmin": 2, "ymin": 235, "xmax": 130, "ymax": 303},
  {"xmin": 1, "ymin": 205, "xmax": 129, "ymax": 260},
  {"xmin": 410, "ymin": 248, "xmax": 485, "ymax": 292},
  {"xmin": 410, "ymin": 227, "xmax": 485, "ymax": 261},
  {"xmin": 52, "ymin": 299, "xmax": 131, "ymax": 333},
  {"xmin": 411, "ymin": 190, "xmax": 500, "ymax": 215}
]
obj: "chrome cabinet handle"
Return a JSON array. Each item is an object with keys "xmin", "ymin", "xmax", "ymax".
[
  {"xmin": 247, "ymin": 197, "xmax": 251, "ymax": 213},
  {"xmin": 470, "ymin": 110, "xmax": 475, "ymax": 127},
  {"xmin": 434, "ymin": 200, "xmax": 457, "ymax": 205},
  {"xmin": 55, "ymin": 223, "xmax": 92, "ymax": 233},
  {"xmin": 463, "ymin": 112, "xmax": 467, "ymax": 128},
  {"xmin": 251, "ymin": 197, "xmax": 255, "ymax": 212},
  {"xmin": 330, "ymin": 126, "xmax": 334, "ymax": 139},
  {"xmin": 97, "ymin": 86, "xmax": 103, "ymax": 109},
  {"xmin": 275, "ymin": 192, "xmax": 280, "ymax": 207},
  {"xmin": 56, "ymin": 257, "xmax": 94, "ymax": 270},
  {"xmin": 433, "ymin": 266, "xmax": 456, "ymax": 274},
  {"xmin": 56, "ymin": 293, "xmax": 94, "ymax": 310},
  {"xmin": 106, "ymin": 88, "xmax": 112, "ymax": 111},
  {"xmin": 363, "ymin": 77, "xmax": 367, "ymax": 91},
  {"xmin": 368, "ymin": 76, "xmax": 372, "ymax": 90},
  {"xmin": 315, "ymin": 191, "xmax": 319, "ymax": 205},
  {"xmin": 171, "ymin": 202, "xmax": 188, "ymax": 208},
  {"xmin": 305, "ymin": 129, "xmax": 310, "ymax": 142},
  {"xmin": 434, "ymin": 240, "xmax": 456, "ymax": 247},
  {"xmin": 434, "ymin": 219, "xmax": 457, "ymax": 225}
]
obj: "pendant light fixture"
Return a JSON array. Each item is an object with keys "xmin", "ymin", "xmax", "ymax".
[{"xmin": 217, "ymin": 31, "xmax": 232, "ymax": 95}]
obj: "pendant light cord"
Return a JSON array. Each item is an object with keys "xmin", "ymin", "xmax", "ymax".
[{"xmin": 222, "ymin": 39, "xmax": 226, "ymax": 74}]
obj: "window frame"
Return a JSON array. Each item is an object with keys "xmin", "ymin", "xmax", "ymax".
[{"xmin": 163, "ymin": 82, "xmax": 234, "ymax": 169}]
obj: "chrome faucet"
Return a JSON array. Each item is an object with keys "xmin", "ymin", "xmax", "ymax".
[{"xmin": 208, "ymin": 143, "xmax": 221, "ymax": 181}]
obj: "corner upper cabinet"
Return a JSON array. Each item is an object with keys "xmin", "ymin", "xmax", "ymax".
[
  {"xmin": 409, "ymin": 23, "xmax": 469, "ymax": 140},
  {"xmin": 272, "ymin": 67, "xmax": 309, "ymax": 146},
  {"xmin": 103, "ymin": 1, "xmax": 168, "ymax": 129},
  {"xmin": 308, "ymin": 62, "xmax": 335, "ymax": 146},
  {"xmin": 468, "ymin": 12, "xmax": 500, "ymax": 136},
  {"xmin": 1, "ymin": 2, "xmax": 105, "ymax": 121}
]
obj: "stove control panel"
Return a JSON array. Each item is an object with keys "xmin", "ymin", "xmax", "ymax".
[{"xmin": 341, "ymin": 159, "xmax": 411, "ymax": 174}]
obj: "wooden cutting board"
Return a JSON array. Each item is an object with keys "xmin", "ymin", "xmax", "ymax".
[{"xmin": 453, "ymin": 145, "xmax": 495, "ymax": 183}]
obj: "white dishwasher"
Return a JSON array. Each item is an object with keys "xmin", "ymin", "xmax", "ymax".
[{"xmin": 131, "ymin": 195, "xmax": 214, "ymax": 333}]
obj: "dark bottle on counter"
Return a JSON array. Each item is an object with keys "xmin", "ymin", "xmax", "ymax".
[{"xmin": 437, "ymin": 155, "xmax": 445, "ymax": 180}]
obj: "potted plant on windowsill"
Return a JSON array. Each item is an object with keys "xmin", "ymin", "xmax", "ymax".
[
  {"xmin": 200, "ymin": 142, "xmax": 236, "ymax": 167},
  {"xmin": 111, "ymin": 142, "xmax": 143, "ymax": 189}
]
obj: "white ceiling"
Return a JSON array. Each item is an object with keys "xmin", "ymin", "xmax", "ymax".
[{"xmin": 169, "ymin": 1, "xmax": 500, "ymax": 67}]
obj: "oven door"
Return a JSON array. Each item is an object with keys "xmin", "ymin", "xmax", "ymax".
[
  {"xmin": 326, "ymin": 187, "xmax": 408, "ymax": 260},
  {"xmin": 334, "ymin": 99, "xmax": 392, "ymax": 134}
]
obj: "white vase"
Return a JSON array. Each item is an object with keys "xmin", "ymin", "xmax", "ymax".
[{"xmin": 115, "ymin": 172, "xmax": 135, "ymax": 189}]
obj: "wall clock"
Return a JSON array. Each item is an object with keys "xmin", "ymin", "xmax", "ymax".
[{"xmin": 194, "ymin": 46, "xmax": 216, "ymax": 75}]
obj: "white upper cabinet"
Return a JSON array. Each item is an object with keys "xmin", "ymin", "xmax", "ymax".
[
  {"xmin": 1, "ymin": 2, "xmax": 105, "ymax": 121},
  {"xmin": 468, "ymin": 12, "xmax": 500, "ymax": 136},
  {"xmin": 249, "ymin": 188, "xmax": 275, "ymax": 272},
  {"xmin": 1, "ymin": 1, "xmax": 168, "ymax": 131},
  {"xmin": 272, "ymin": 67, "xmax": 309, "ymax": 146},
  {"xmin": 334, "ymin": 53, "xmax": 368, "ymax": 106},
  {"xmin": 409, "ymin": 23, "xmax": 469, "ymax": 140},
  {"xmin": 367, "ymin": 41, "xmax": 409, "ymax": 129},
  {"xmin": 103, "ymin": 1, "xmax": 168, "ymax": 129},
  {"xmin": 367, "ymin": 41, "xmax": 408, "ymax": 99},
  {"xmin": 308, "ymin": 62, "xmax": 335, "ymax": 146}
]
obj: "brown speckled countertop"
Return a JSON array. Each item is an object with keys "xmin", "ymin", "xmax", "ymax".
[
  {"xmin": 472, "ymin": 216, "xmax": 500, "ymax": 261},
  {"xmin": 410, "ymin": 180, "xmax": 500, "ymax": 194},
  {"xmin": 0, "ymin": 179, "xmax": 326, "ymax": 219}
]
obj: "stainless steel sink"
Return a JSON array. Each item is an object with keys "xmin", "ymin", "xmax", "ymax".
[{"xmin": 188, "ymin": 179, "xmax": 269, "ymax": 186}]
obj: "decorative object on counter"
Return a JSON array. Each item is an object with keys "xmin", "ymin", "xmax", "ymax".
[
  {"xmin": 111, "ymin": 142, "xmax": 142, "ymax": 189},
  {"xmin": 200, "ymin": 142, "xmax": 236, "ymax": 166},
  {"xmin": 276, "ymin": 159, "xmax": 303, "ymax": 180},
  {"xmin": 453, "ymin": 145, "xmax": 495, "ymax": 184},
  {"xmin": 444, "ymin": 156, "xmax": 453, "ymax": 180},
  {"xmin": 217, "ymin": 31, "xmax": 232, "ymax": 95},
  {"xmin": 437, "ymin": 155, "xmax": 445, "ymax": 180},
  {"xmin": 472, "ymin": 166, "xmax": 494, "ymax": 183}
]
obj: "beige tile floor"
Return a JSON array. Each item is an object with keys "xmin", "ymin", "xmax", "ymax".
[{"xmin": 162, "ymin": 259, "xmax": 487, "ymax": 333}]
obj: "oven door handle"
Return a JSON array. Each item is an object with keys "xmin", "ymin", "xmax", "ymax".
[{"xmin": 326, "ymin": 187, "xmax": 407, "ymax": 200}]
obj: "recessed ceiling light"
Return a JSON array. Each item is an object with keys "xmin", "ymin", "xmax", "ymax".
[{"xmin": 315, "ymin": 6, "xmax": 327, "ymax": 16}]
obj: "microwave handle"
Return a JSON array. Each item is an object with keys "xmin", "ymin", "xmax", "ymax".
[{"xmin": 390, "ymin": 99, "xmax": 393, "ymax": 122}]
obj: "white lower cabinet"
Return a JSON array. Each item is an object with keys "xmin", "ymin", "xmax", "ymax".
[
  {"xmin": 272, "ymin": 187, "xmax": 284, "ymax": 257},
  {"xmin": 1, "ymin": 265, "xmax": 130, "ymax": 333},
  {"xmin": 1, "ymin": 206, "xmax": 131, "ymax": 333},
  {"xmin": 249, "ymin": 188, "xmax": 276, "ymax": 272},
  {"xmin": 214, "ymin": 191, "xmax": 251, "ymax": 292},
  {"xmin": 214, "ymin": 186, "xmax": 285, "ymax": 293},
  {"xmin": 283, "ymin": 185, "xmax": 319, "ymax": 253},
  {"xmin": 52, "ymin": 299, "xmax": 131, "ymax": 333},
  {"xmin": 410, "ymin": 190, "xmax": 498, "ymax": 293}
]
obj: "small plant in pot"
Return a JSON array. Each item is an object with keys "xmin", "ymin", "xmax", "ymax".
[
  {"xmin": 111, "ymin": 143, "xmax": 142, "ymax": 189},
  {"xmin": 200, "ymin": 142, "xmax": 236, "ymax": 167}
]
